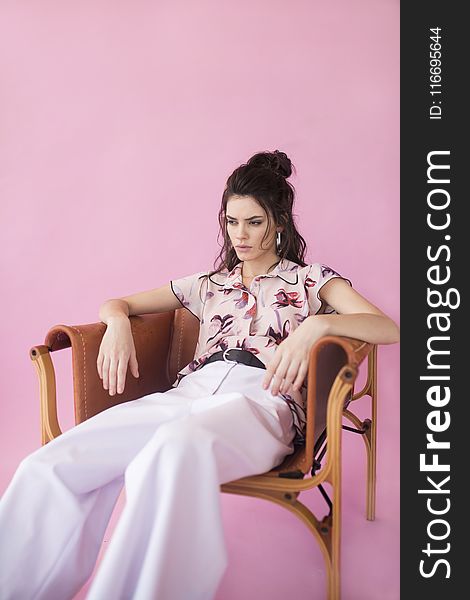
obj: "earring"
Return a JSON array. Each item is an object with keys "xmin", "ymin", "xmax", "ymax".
[{"xmin": 276, "ymin": 231, "xmax": 281, "ymax": 252}]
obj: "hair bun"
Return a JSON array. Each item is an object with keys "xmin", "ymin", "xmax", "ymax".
[
  {"xmin": 271, "ymin": 149, "xmax": 291, "ymax": 178},
  {"xmin": 247, "ymin": 149, "xmax": 293, "ymax": 179}
]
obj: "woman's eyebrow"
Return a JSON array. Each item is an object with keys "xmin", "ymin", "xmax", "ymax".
[{"xmin": 225, "ymin": 215, "xmax": 264, "ymax": 220}]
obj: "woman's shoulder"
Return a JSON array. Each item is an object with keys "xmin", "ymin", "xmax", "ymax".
[
  {"xmin": 282, "ymin": 259, "xmax": 329, "ymax": 278},
  {"xmin": 283, "ymin": 261, "xmax": 347, "ymax": 290}
]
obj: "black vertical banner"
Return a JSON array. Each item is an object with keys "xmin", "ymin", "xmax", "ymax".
[{"xmin": 401, "ymin": 3, "xmax": 467, "ymax": 597}]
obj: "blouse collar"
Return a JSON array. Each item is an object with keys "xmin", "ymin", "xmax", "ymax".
[{"xmin": 215, "ymin": 257, "xmax": 300, "ymax": 289}]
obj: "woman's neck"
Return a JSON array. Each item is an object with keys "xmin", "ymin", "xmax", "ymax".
[{"xmin": 241, "ymin": 255, "xmax": 281, "ymax": 279}]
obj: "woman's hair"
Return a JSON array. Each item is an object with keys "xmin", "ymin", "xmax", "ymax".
[{"xmin": 208, "ymin": 149, "xmax": 308, "ymax": 279}]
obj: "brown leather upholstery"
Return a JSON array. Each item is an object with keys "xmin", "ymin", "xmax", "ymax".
[
  {"xmin": 167, "ymin": 309, "xmax": 200, "ymax": 385},
  {"xmin": 311, "ymin": 343, "xmax": 348, "ymax": 442},
  {"xmin": 45, "ymin": 313, "xmax": 175, "ymax": 423}
]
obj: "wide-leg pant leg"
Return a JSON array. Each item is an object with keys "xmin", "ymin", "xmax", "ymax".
[
  {"xmin": 86, "ymin": 361, "xmax": 296, "ymax": 600},
  {"xmin": 0, "ymin": 373, "xmax": 215, "ymax": 600}
]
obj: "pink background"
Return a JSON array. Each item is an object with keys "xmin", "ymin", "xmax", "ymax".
[{"xmin": 0, "ymin": 1, "xmax": 399, "ymax": 599}]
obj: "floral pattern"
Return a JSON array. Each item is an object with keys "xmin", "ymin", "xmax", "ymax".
[
  {"xmin": 207, "ymin": 314, "xmax": 234, "ymax": 343},
  {"xmin": 272, "ymin": 289, "xmax": 303, "ymax": 309},
  {"xmin": 170, "ymin": 258, "xmax": 351, "ymax": 445}
]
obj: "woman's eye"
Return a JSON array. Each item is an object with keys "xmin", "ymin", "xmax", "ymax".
[{"xmin": 226, "ymin": 220, "xmax": 262, "ymax": 226}]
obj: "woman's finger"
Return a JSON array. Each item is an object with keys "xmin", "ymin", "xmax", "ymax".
[
  {"xmin": 116, "ymin": 358, "xmax": 128, "ymax": 394},
  {"xmin": 108, "ymin": 357, "xmax": 118, "ymax": 396},
  {"xmin": 262, "ymin": 352, "xmax": 282, "ymax": 389},
  {"xmin": 102, "ymin": 355, "xmax": 110, "ymax": 390},
  {"xmin": 270, "ymin": 355, "xmax": 292, "ymax": 395},
  {"xmin": 96, "ymin": 351, "xmax": 103, "ymax": 379},
  {"xmin": 292, "ymin": 362, "xmax": 308, "ymax": 391},
  {"xmin": 129, "ymin": 351, "xmax": 140, "ymax": 379},
  {"xmin": 279, "ymin": 378, "xmax": 289, "ymax": 395},
  {"xmin": 280, "ymin": 360, "xmax": 301, "ymax": 394}
]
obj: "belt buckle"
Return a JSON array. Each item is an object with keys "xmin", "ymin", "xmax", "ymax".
[{"xmin": 223, "ymin": 348, "xmax": 239, "ymax": 365}]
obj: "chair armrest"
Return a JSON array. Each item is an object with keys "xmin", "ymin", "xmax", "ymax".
[
  {"xmin": 265, "ymin": 335, "xmax": 375, "ymax": 478},
  {"xmin": 302, "ymin": 335, "xmax": 375, "ymax": 474},
  {"xmin": 43, "ymin": 312, "xmax": 175, "ymax": 424}
]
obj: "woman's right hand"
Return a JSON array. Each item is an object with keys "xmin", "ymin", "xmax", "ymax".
[{"xmin": 96, "ymin": 317, "xmax": 140, "ymax": 396}]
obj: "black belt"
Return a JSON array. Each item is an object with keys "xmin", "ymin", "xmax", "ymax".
[{"xmin": 202, "ymin": 349, "xmax": 266, "ymax": 370}]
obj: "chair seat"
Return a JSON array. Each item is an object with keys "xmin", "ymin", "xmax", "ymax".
[{"xmin": 268, "ymin": 444, "xmax": 308, "ymax": 476}]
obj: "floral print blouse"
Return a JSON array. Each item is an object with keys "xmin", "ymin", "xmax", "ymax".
[{"xmin": 170, "ymin": 258, "xmax": 352, "ymax": 445}]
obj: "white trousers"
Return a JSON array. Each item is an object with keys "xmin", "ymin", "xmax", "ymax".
[{"xmin": 0, "ymin": 360, "xmax": 295, "ymax": 600}]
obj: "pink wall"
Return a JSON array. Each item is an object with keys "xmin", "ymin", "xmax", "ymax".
[{"xmin": 0, "ymin": 1, "xmax": 399, "ymax": 598}]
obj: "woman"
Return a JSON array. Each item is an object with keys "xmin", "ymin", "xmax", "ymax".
[{"xmin": 0, "ymin": 150, "xmax": 399, "ymax": 600}]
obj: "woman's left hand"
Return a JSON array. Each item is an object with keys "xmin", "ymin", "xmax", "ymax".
[{"xmin": 262, "ymin": 316, "xmax": 328, "ymax": 396}]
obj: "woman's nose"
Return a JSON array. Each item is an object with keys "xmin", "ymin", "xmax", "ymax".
[{"xmin": 235, "ymin": 226, "xmax": 248, "ymax": 239}]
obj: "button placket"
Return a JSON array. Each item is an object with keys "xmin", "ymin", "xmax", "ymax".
[{"xmin": 246, "ymin": 291, "xmax": 258, "ymax": 335}]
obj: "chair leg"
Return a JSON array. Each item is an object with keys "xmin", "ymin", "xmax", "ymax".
[
  {"xmin": 327, "ymin": 402, "xmax": 343, "ymax": 600},
  {"xmin": 366, "ymin": 347, "xmax": 378, "ymax": 521},
  {"xmin": 299, "ymin": 497, "xmax": 340, "ymax": 600},
  {"xmin": 344, "ymin": 346, "xmax": 378, "ymax": 521},
  {"xmin": 222, "ymin": 485, "xmax": 341, "ymax": 599},
  {"xmin": 292, "ymin": 497, "xmax": 341, "ymax": 600},
  {"xmin": 332, "ymin": 476, "xmax": 342, "ymax": 598},
  {"xmin": 342, "ymin": 410, "xmax": 375, "ymax": 522},
  {"xmin": 323, "ymin": 507, "xmax": 341, "ymax": 600},
  {"xmin": 366, "ymin": 391, "xmax": 377, "ymax": 521}
]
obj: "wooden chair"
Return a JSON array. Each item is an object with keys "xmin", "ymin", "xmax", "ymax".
[{"xmin": 29, "ymin": 309, "xmax": 378, "ymax": 600}]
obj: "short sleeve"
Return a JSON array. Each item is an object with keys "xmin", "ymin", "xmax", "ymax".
[
  {"xmin": 170, "ymin": 271, "xmax": 208, "ymax": 321},
  {"xmin": 304, "ymin": 263, "xmax": 353, "ymax": 315}
]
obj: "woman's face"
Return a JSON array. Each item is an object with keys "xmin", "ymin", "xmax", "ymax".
[{"xmin": 225, "ymin": 195, "xmax": 279, "ymax": 262}]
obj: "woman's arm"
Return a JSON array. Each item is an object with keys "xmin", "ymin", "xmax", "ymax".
[
  {"xmin": 99, "ymin": 283, "xmax": 181, "ymax": 323},
  {"xmin": 313, "ymin": 277, "xmax": 400, "ymax": 344},
  {"xmin": 263, "ymin": 277, "xmax": 400, "ymax": 395},
  {"xmin": 97, "ymin": 284, "xmax": 182, "ymax": 396}
]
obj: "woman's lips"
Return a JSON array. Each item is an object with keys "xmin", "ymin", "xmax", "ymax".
[{"xmin": 236, "ymin": 246, "xmax": 251, "ymax": 251}]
